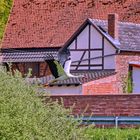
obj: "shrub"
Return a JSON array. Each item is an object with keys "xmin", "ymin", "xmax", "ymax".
[
  {"xmin": 84, "ymin": 128, "xmax": 140, "ymax": 140},
  {"xmin": 0, "ymin": 68, "xmax": 84, "ymax": 140}
]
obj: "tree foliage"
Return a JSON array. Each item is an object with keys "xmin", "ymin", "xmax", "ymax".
[
  {"xmin": 0, "ymin": 69, "xmax": 84, "ymax": 140},
  {"xmin": 0, "ymin": 0, "xmax": 12, "ymax": 41}
]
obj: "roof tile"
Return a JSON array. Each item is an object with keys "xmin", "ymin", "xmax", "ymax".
[
  {"xmin": 47, "ymin": 70, "xmax": 116, "ymax": 86},
  {"xmin": 1, "ymin": 49, "xmax": 58, "ymax": 62},
  {"xmin": 1, "ymin": 0, "xmax": 140, "ymax": 49},
  {"xmin": 91, "ymin": 19, "xmax": 140, "ymax": 51}
]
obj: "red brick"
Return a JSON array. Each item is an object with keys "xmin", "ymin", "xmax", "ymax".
[
  {"xmin": 115, "ymin": 52, "xmax": 140, "ymax": 93},
  {"xmin": 83, "ymin": 74, "xmax": 118, "ymax": 94},
  {"xmin": 48, "ymin": 95, "xmax": 140, "ymax": 116}
]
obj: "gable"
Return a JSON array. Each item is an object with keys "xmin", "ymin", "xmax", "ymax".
[
  {"xmin": 90, "ymin": 26, "xmax": 102, "ymax": 49},
  {"xmin": 77, "ymin": 25, "xmax": 89, "ymax": 49},
  {"xmin": 66, "ymin": 23, "xmax": 117, "ymax": 70}
]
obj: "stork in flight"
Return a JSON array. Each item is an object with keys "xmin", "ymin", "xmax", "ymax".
[{"xmin": 44, "ymin": 56, "xmax": 85, "ymax": 86}]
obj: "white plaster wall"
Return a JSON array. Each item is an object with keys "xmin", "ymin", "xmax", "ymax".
[
  {"xmin": 104, "ymin": 39, "xmax": 116, "ymax": 69},
  {"xmin": 71, "ymin": 51, "xmax": 89, "ymax": 70},
  {"xmin": 44, "ymin": 85, "xmax": 82, "ymax": 95},
  {"xmin": 83, "ymin": 51, "xmax": 88, "ymax": 59},
  {"xmin": 90, "ymin": 66, "xmax": 102, "ymax": 70},
  {"xmin": 90, "ymin": 51, "xmax": 102, "ymax": 64},
  {"xmin": 90, "ymin": 58, "xmax": 102, "ymax": 65},
  {"xmin": 71, "ymin": 67, "xmax": 77, "ymax": 70},
  {"xmin": 69, "ymin": 40, "xmax": 75, "ymax": 49},
  {"xmin": 78, "ymin": 66, "xmax": 88, "ymax": 70},
  {"xmin": 104, "ymin": 39, "xmax": 116, "ymax": 55},
  {"xmin": 71, "ymin": 51, "xmax": 84, "ymax": 62},
  {"xmin": 77, "ymin": 25, "xmax": 89, "ymax": 49},
  {"xmin": 80, "ymin": 51, "xmax": 88, "ymax": 65},
  {"xmin": 80, "ymin": 60, "xmax": 89, "ymax": 65},
  {"xmin": 90, "ymin": 50, "xmax": 102, "ymax": 57},
  {"xmin": 90, "ymin": 26, "xmax": 102, "ymax": 49},
  {"xmin": 104, "ymin": 56, "xmax": 115, "ymax": 69}
]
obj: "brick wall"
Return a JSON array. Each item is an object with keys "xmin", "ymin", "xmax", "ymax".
[
  {"xmin": 115, "ymin": 52, "xmax": 140, "ymax": 93},
  {"xmin": 48, "ymin": 94, "xmax": 140, "ymax": 116},
  {"xmin": 82, "ymin": 74, "xmax": 118, "ymax": 95},
  {"xmin": 81, "ymin": 53, "xmax": 140, "ymax": 94}
]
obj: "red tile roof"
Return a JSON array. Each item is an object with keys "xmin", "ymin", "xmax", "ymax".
[{"xmin": 1, "ymin": 0, "xmax": 140, "ymax": 49}]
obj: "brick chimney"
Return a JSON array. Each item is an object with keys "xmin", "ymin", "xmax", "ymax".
[{"xmin": 108, "ymin": 13, "xmax": 118, "ymax": 40}]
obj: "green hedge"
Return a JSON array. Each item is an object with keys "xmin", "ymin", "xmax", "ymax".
[
  {"xmin": 85, "ymin": 128, "xmax": 140, "ymax": 140},
  {"xmin": 0, "ymin": 69, "xmax": 84, "ymax": 140}
]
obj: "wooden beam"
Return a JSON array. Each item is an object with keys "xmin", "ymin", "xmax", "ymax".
[
  {"xmin": 70, "ymin": 48, "xmax": 103, "ymax": 51},
  {"xmin": 102, "ymin": 37, "xmax": 104, "ymax": 70},
  {"xmin": 72, "ymin": 64, "xmax": 103, "ymax": 67},
  {"xmin": 72, "ymin": 53, "xmax": 116, "ymax": 64},
  {"xmin": 88, "ymin": 25, "xmax": 91, "ymax": 70},
  {"xmin": 75, "ymin": 37, "xmax": 77, "ymax": 50},
  {"xmin": 76, "ymin": 51, "xmax": 86, "ymax": 70}
]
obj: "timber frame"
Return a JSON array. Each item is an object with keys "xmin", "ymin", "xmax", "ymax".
[{"xmin": 59, "ymin": 18, "xmax": 119, "ymax": 71}]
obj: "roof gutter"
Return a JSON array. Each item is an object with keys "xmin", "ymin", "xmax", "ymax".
[{"xmin": 120, "ymin": 49, "xmax": 140, "ymax": 53}]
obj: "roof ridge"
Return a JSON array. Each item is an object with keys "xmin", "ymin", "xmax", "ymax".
[
  {"xmin": 119, "ymin": 21, "xmax": 140, "ymax": 26},
  {"xmin": 89, "ymin": 18, "xmax": 107, "ymax": 23},
  {"xmin": 90, "ymin": 18, "xmax": 140, "ymax": 26}
]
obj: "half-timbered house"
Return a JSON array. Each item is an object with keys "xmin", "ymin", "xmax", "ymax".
[
  {"xmin": 47, "ymin": 14, "xmax": 140, "ymax": 94},
  {"xmin": 1, "ymin": 0, "xmax": 140, "ymax": 94}
]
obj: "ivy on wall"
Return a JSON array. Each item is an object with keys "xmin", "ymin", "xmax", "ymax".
[
  {"xmin": 122, "ymin": 70, "xmax": 133, "ymax": 93},
  {"xmin": 127, "ymin": 71, "xmax": 133, "ymax": 93}
]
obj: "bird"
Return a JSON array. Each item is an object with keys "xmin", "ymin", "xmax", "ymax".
[{"xmin": 44, "ymin": 56, "xmax": 85, "ymax": 86}]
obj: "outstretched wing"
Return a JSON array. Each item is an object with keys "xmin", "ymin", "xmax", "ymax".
[
  {"xmin": 63, "ymin": 58, "xmax": 71, "ymax": 75},
  {"xmin": 45, "ymin": 59, "xmax": 66, "ymax": 78}
]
